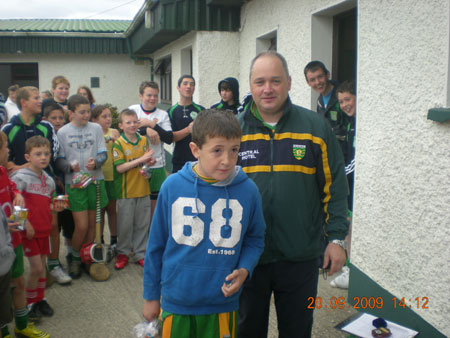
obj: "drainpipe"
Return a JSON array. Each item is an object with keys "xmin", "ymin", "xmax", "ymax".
[{"xmin": 126, "ymin": 37, "xmax": 154, "ymax": 81}]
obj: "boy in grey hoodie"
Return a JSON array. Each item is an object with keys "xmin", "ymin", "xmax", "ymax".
[{"xmin": 0, "ymin": 208, "xmax": 16, "ymax": 338}]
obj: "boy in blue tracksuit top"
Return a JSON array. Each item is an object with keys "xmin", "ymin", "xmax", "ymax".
[{"xmin": 142, "ymin": 109, "xmax": 265, "ymax": 338}]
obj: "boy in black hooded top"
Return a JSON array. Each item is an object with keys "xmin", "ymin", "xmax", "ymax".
[{"xmin": 211, "ymin": 77, "xmax": 240, "ymax": 115}]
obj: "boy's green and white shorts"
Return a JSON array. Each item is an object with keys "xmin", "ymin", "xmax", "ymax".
[
  {"xmin": 149, "ymin": 167, "xmax": 167, "ymax": 199},
  {"xmin": 66, "ymin": 180, "xmax": 108, "ymax": 211},
  {"xmin": 161, "ymin": 310, "xmax": 237, "ymax": 338}
]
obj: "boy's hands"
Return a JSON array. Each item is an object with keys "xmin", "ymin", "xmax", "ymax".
[
  {"xmin": 7, "ymin": 162, "xmax": 28, "ymax": 175},
  {"xmin": 50, "ymin": 199, "xmax": 66, "ymax": 212},
  {"xmin": 25, "ymin": 220, "xmax": 34, "ymax": 239},
  {"xmin": 221, "ymin": 268, "xmax": 249, "ymax": 298},
  {"xmin": 140, "ymin": 149, "xmax": 155, "ymax": 165},
  {"xmin": 142, "ymin": 300, "xmax": 160, "ymax": 322},
  {"xmin": 139, "ymin": 118, "xmax": 158, "ymax": 129},
  {"xmin": 146, "ymin": 128, "xmax": 160, "ymax": 145},
  {"xmin": 70, "ymin": 161, "xmax": 80, "ymax": 172},
  {"xmin": 13, "ymin": 193, "xmax": 25, "ymax": 208},
  {"xmin": 8, "ymin": 220, "xmax": 21, "ymax": 232},
  {"xmin": 85, "ymin": 157, "xmax": 95, "ymax": 171}
]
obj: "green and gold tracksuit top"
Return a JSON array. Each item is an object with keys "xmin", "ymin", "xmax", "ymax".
[{"xmin": 237, "ymin": 97, "xmax": 349, "ymax": 265}]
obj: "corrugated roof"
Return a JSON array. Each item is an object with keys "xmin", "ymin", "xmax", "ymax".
[{"xmin": 0, "ymin": 19, "xmax": 131, "ymax": 33}]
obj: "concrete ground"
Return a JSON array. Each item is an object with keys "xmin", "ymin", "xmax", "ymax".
[{"xmin": 10, "ymin": 234, "xmax": 356, "ymax": 338}]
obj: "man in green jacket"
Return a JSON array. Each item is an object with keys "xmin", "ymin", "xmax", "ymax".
[{"xmin": 237, "ymin": 51, "xmax": 349, "ymax": 338}]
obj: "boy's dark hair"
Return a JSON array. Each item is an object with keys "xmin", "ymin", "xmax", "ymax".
[
  {"xmin": 16, "ymin": 86, "xmax": 39, "ymax": 110},
  {"xmin": 118, "ymin": 108, "xmax": 137, "ymax": 124},
  {"xmin": 91, "ymin": 104, "xmax": 109, "ymax": 121},
  {"xmin": 250, "ymin": 51, "xmax": 290, "ymax": 79},
  {"xmin": 52, "ymin": 75, "xmax": 70, "ymax": 89},
  {"xmin": 0, "ymin": 131, "xmax": 7, "ymax": 149},
  {"xmin": 219, "ymin": 81, "xmax": 231, "ymax": 91},
  {"xmin": 303, "ymin": 61, "xmax": 329, "ymax": 80},
  {"xmin": 192, "ymin": 109, "xmax": 241, "ymax": 148},
  {"xmin": 43, "ymin": 104, "xmax": 64, "ymax": 119},
  {"xmin": 139, "ymin": 81, "xmax": 159, "ymax": 95},
  {"xmin": 177, "ymin": 75, "xmax": 195, "ymax": 87},
  {"xmin": 67, "ymin": 94, "xmax": 90, "ymax": 112},
  {"xmin": 25, "ymin": 135, "xmax": 50, "ymax": 154},
  {"xmin": 8, "ymin": 84, "xmax": 19, "ymax": 93},
  {"xmin": 336, "ymin": 80, "xmax": 356, "ymax": 96},
  {"xmin": 77, "ymin": 85, "xmax": 95, "ymax": 104}
]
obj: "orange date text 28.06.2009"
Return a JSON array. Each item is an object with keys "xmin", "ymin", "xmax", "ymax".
[
  {"xmin": 307, "ymin": 296, "xmax": 429, "ymax": 310},
  {"xmin": 307, "ymin": 297, "xmax": 384, "ymax": 310}
]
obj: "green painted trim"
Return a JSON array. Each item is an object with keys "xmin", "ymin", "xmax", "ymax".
[
  {"xmin": 348, "ymin": 264, "xmax": 446, "ymax": 337},
  {"xmin": 427, "ymin": 108, "xmax": 450, "ymax": 122}
]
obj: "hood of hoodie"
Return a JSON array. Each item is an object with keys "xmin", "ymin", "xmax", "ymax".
[
  {"xmin": 178, "ymin": 161, "xmax": 246, "ymax": 187},
  {"xmin": 218, "ymin": 77, "xmax": 240, "ymax": 107}
]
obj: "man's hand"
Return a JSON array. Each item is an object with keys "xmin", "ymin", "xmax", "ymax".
[
  {"xmin": 146, "ymin": 128, "xmax": 160, "ymax": 145},
  {"xmin": 221, "ymin": 268, "xmax": 249, "ymax": 298},
  {"xmin": 142, "ymin": 300, "xmax": 160, "ymax": 322},
  {"xmin": 13, "ymin": 193, "xmax": 25, "ymax": 208},
  {"xmin": 323, "ymin": 242, "xmax": 346, "ymax": 276},
  {"xmin": 85, "ymin": 157, "xmax": 95, "ymax": 171}
]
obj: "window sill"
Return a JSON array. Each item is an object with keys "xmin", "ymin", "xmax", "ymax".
[{"xmin": 427, "ymin": 108, "xmax": 450, "ymax": 122}]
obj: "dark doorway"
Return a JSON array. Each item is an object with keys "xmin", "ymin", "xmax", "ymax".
[
  {"xmin": 0, "ymin": 63, "xmax": 39, "ymax": 97},
  {"xmin": 332, "ymin": 8, "xmax": 357, "ymax": 83}
]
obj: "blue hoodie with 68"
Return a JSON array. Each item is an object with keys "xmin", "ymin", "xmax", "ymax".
[{"xmin": 143, "ymin": 162, "xmax": 265, "ymax": 315}]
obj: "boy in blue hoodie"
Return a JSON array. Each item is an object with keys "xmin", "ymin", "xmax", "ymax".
[
  {"xmin": 211, "ymin": 77, "xmax": 240, "ymax": 115},
  {"xmin": 142, "ymin": 109, "xmax": 265, "ymax": 337}
]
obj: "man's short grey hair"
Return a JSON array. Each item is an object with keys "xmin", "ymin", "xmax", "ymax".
[{"xmin": 249, "ymin": 51, "xmax": 290, "ymax": 79}]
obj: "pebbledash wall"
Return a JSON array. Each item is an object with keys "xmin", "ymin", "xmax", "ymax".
[
  {"xmin": 0, "ymin": 53, "xmax": 150, "ymax": 111},
  {"xmin": 351, "ymin": 1, "xmax": 450, "ymax": 337},
  {"xmin": 148, "ymin": 0, "xmax": 450, "ymax": 336}
]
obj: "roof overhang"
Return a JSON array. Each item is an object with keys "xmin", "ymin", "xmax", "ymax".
[{"xmin": 127, "ymin": 0, "xmax": 243, "ymax": 56}]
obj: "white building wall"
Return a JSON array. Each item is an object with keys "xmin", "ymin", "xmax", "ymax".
[
  {"xmin": 354, "ymin": 0, "xmax": 450, "ymax": 335},
  {"xmin": 0, "ymin": 53, "xmax": 150, "ymax": 111},
  {"xmin": 152, "ymin": 31, "xmax": 239, "ymax": 108},
  {"xmin": 238, "ymin": 0, "xmax": 348, "ymax": 109}
]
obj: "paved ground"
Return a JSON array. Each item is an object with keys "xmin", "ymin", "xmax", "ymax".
[{"xmin": 10, "ymin": 239, "xmax": 356, "ymax": 337}]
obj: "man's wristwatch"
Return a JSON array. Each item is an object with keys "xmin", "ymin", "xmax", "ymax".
[{"xmin": 330, "ymin": 239, "xmax": 347, "ymax": 250}]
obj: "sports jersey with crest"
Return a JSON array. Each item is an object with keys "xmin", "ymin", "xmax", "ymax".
[{"xmin": 113, "ymin": 133, "xmax": 150, "ymax": 199}]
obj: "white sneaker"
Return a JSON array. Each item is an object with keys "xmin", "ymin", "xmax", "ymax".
[
  {"xmin": 49, "ymin": 265, "xmax": 72, "ymax": 285},
  {"xmin": 330, "ymin": 266, "xmax": 349, "ymax": 289}
]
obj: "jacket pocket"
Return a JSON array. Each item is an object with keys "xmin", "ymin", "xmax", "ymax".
[{"xmin": 161, "ymin": 264, "xmax": 231, "ymax": 306}]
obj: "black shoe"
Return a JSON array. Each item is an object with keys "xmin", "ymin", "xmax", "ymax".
[
  {"xmin": 37, "ymin": 300, "xmax": 54, "ymax": 317},
  {"xmin": 27, "ymin": 303, "xmax": 42, "ymax": 323}
]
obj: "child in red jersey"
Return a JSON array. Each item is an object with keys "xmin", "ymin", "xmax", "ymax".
[
  {"xmin": 0, "ymin": 131, "xmax": 51, "ymax": 338},
  {"xmin": 10, "ymin": 136, "xmax": 64, "ymax": 327}
]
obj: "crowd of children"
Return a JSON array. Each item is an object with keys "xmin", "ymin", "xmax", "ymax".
[{"xmin": 0, "ymin": 63, "xmax": 355, "ymax": 337}]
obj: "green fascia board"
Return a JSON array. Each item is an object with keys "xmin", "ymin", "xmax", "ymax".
[
  {"xmin": 427, "ymin": 108, "xmax": 450, "ymax": 122},
  {"xmin": 0, "ymin": 36, "xmax": 128, "ymax": 54},
  {"xmin": 348, "ymin": 263, "xmax": 446, "ymax": 338},
  {"xmin": 0, "ymin": 19, "xmax": 131, "ymax": 33},
  {"xmin": 128, "ymin": 0, "xmax": 240, "ymax": 55},
  {"xmin": 206, "ymin": 0, "xmax": 244, "ymax": 6}
]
